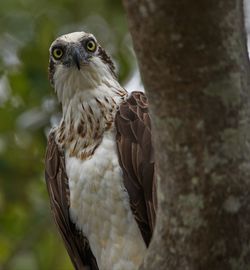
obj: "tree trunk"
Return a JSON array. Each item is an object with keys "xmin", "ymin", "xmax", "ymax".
[{"xmin": 123, "ymin": 0, "xmax": 250, "ymax": 269}]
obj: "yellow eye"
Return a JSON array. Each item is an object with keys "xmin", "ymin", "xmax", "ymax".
[
  {"xmin": 52, "ymin": 48, "xmax": 64, "ymax": 60},
  {"xmin": 86, "ymin": 40, "xmax": 96, "ymax": 52}
]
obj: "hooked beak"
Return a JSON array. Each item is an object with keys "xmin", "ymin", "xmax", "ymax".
[{"xmin": 72, "ymin": 48, "xmax": 81, "ymax": 70}]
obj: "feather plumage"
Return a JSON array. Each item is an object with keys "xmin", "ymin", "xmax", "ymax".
[
  {"xmin": 45, "ymin": 131, "xmax": 99, "ymax": 270},
  {"xmin": 115, "ymin": 91, "xmax": 157, "ymax": 246},
  {"xmin": 45, "ymin": 30, "xmax": 156, "ymax": 270},
  {"xmin": 45, "ymin": 91, "xmax": 156, "ymax": 269}
]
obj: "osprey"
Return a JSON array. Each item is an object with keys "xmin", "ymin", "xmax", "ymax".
[{"xmin": 45, "ymin": 31, "xmax": 156, "ymax": 270}]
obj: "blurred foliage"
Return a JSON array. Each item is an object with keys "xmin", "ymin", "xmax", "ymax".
[{"xmin": 0, "ymin": 1, "xmax": 135, "ymax": 269}]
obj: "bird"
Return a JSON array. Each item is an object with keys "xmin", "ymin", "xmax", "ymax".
[{"xmin": 45, "ymin": 31, "xmax": 157, "ymax": 270}]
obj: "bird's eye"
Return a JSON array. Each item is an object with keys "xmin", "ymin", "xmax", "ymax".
[
  {"xmin": 86, "ymin": 40, "xmax": 97, "ymax": 52},
  {"xmin": 52, "ymin": 48, "xmax": 64, "ymax": 60}
]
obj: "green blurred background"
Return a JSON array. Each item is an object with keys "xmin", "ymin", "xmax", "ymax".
[{"xmin": 0, "ymin": 1, "xmax": 139, "ymax": 269}]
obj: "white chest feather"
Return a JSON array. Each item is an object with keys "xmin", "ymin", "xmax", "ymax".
[{"xmin": 66, "ymin": 131, "xmax": 146, "ymax": 270}]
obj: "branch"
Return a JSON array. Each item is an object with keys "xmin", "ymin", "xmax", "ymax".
[{"xmin": 123, "ymin": 0, "xmax": 250, "ymax": 269}]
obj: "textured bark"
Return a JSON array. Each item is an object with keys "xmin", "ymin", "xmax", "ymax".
[{"xmin": 123, "ymin": 0, "xmax": 250, "ymax": 269}]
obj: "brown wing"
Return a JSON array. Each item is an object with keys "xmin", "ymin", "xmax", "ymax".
[
  {"xmin": 45, "ymin": 132, "xmax": 99, "ymax": 270},
  {"xmin": 115, "ymin": 91, "xmax": 157, "ymax": 247}
]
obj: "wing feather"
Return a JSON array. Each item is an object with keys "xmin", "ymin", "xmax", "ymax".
[
  {"xmin": 45, "ymin": 132, "xmax": 99, "ymax": 270},
  {"xmin": 115, "ymin": 91, "xmax": 157, "ymax": 247}
]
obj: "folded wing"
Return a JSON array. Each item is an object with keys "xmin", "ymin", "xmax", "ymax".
[
  {"xmin": 115, "ymin": 91, "xmax": 157, "ymax": 246},
  {"xmin": 45, "ymin": 132, "xmax": 99, "ymax": 270}
]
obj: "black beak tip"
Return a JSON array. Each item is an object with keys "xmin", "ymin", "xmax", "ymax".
[
  {"xmin": 76, "ymin": 61, "xmax": 81, "ymax": 70},
  {"xmin": 73, "ymin": 51, "xmax": 81, "ymax": 70},
  {"xmin": 74, "ymin": 57, "xmax": 81, "ymax": 70}
]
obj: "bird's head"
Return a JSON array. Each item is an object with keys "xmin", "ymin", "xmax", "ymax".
[{"xmin": 48, "ymin": 31, "xmax": 116, "ymax": 95}]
